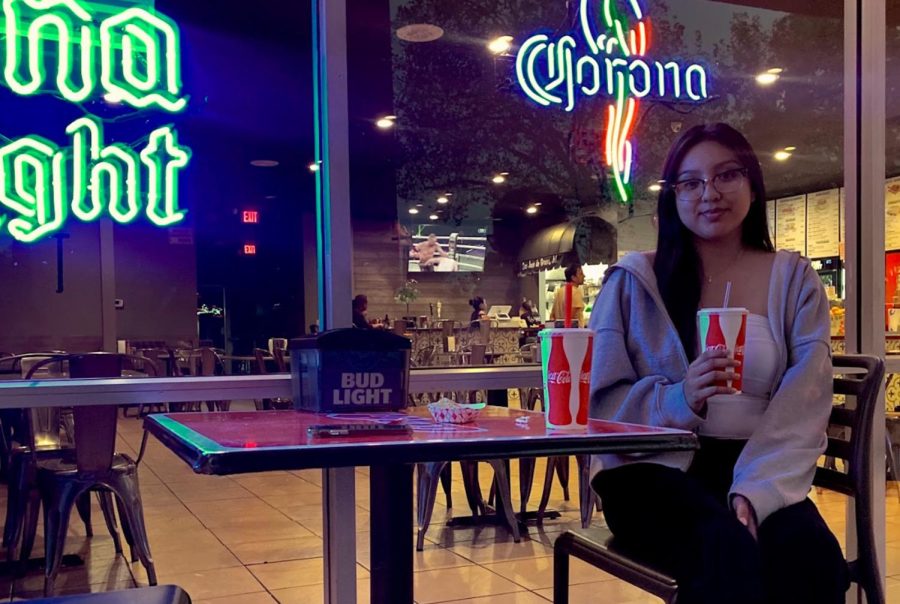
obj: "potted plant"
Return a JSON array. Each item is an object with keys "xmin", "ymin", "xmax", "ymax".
[{"xmin": 395, "ymin": 279, "xmax": 420, "ymax": 321}]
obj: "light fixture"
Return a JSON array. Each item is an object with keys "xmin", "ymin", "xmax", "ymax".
[
  {"xmin": 766, "ymin": 67, "xmax": 784, "ymax": 74},
  {"xmin": 648, "ymin": 183, "xmax": 662, "ymax": 192},
  {"xmin": 437, "ymin": 196, "xmax": 449, "ymax": 204},
  {"xmin": 428, "ymin": 214, "xmax": 439, "ymax": 220},
  {"xmin": 492, "ymin": 173, "xmax": 507, "ymax": 184},
  {"xmin": 534, "ymin": 202, "xmax": 542, "ymax": 206},
  {"xmin": 396, "ymin": 24, "xmax": 444, "ymax": 43},
  {"xmin": 250, "ymin": 160, "xmax": 279, "ymax": 167},
  {"xmin": 773, "ymin": 150, "xmax": 792, "ymax": 161},
  {"xmin": 488, "ymin": 35, "xmax": 513, "ymax": 55},
  {"xmin": 376, "ymin": 115, "xmax": 397, "ymax": 129},
  {"xmin": 308, "ymin": 162, "xmax": 320, "ymax": 172},
  {"xmin": 755, "ymin": 71, "xmax": 780, "ymax": 86},
  {"xmin": 526, "ymin": 206, "xmax": 538, "ymax": 215},
  {"xmin": 784, "ymin": 146, "xmax": 796, "ymax": 151},
  {"xmin": 408, "ymin": 208, "xmax": 419, "ymax": 215}
]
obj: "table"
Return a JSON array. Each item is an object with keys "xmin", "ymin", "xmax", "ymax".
[{"xmin": 143, "ymin": 406, "xmax": 697, "ymax": 604}]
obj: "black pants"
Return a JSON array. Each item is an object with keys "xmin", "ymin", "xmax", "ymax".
[{"xmin": 592, "ymin": 438, "xmax": 849, "ymax": 604}]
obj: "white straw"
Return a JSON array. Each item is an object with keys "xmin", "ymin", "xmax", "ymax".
[{"xmin": 723, "ymin": 281, "xmax": 732, "ymax": 308}]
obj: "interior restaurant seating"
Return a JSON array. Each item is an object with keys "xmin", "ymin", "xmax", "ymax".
[
  {"xmin": 553, "ymin": 354, "xmax": 887, "ymax": 604},
  {"xmin": 8, "ymin": 353, "xmax": 158, "ymax": 596}
]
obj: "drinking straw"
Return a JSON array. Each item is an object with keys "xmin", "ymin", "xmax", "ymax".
[
  {"xmin": 564, "ymin": 283, "xmax": 573, "ymax": 328},
  {"xmin": 723, "ymin": 281, "xmax": 732, "ymax": 308}
]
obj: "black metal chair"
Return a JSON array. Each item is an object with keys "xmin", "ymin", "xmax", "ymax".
[{"xmin": 553, "ymin": 354, "xmax": 886, "ymax": 604}]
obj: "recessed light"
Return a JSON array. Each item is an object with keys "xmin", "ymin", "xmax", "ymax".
[
  {"xmin": 409, "ymin": 208, "xmax": 419, "ymax": 215},
  {"xmin": 396, "ymin": 24, "xmax": 444, "ymax": 43},
  {"xmin": 376, "ymin": 116, "xmax": 396, "ymax": 129},
  {"xmin": 488, "ymin": 35, "xmax": 513, "ymax": 55},
  {"xmin": 534, "ymin": 202, "xmax": 542, "ymax": 206},
  {"xmin": 428, "ymin": 214, "xmax": 439, "ymax": 220},
  {"xmin": 767, "ymin": 67, "xmax": 784, "ymax": 74},
  {"xmin": 755, "ymin": 72, "xmax": 779, "ymax": 86},
  {"xmin": 250, "ymin": 160, "xmax": 279, "ymax": 167},
  {"xmin": 492, "ymin": 174, "xmax": 506, "ymax": 184},
  {"xmin": 308, "ymin": 163, "xmax": 320, "ymax": 172},
  {"xmin": 773, "ymin": 150, "xmax": 791, "ymax": 161},
  {"xmin": 526, "ymin": 206, "xmax": 538, "ymax": 215},
  {"xmin": 648, "ymin": 184, "xmax": 662, "ymax": 192},
  {"xmin": 437, "ymin": 196, "xmax": 449, "ymax": 204},
  {"xmin": 784, "ymin": 146, "xmax": 796, "ymax": 152}
]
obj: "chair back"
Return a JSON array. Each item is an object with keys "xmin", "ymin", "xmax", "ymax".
[
  {"xmin": 69, "ymin": 354, "xmax": 127, "ymax": 473},
  {"xmin": 198, "ymin": 348, "xmax": 222, "ymax": 377},
  {"xmin": 253, "ymin": 348, "xmax": 270, "ymax": 374},
  {"xmin": 268, "ymin": 338, "xmax": 288, "ymax": 355},
  {"xmin": 272, "ymin": 347, "xmax": 288, "ymax": 372},
  {"xmin": 393, "ymin": 321, "xmax": 408, "ymax": 336},
  {"xmin": 22, "ymin": 355, "xmax": 69, "ymax": 450},
  {"xmin": 469, "ymin": 344, "xmax": 487, "ymax": 365},
  {"xmin": 138, "ymin": 347, "xmax": 172, "ymax": 377},
  {"xmin": 817, "ymin": 354, "xmax": 885, "ymax": 604}
]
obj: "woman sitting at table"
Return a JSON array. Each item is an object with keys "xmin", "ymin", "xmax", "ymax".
[
  {"xmin": 469, "ymin": 296, "xmax": 487, "ymax": 330},
  {"xmin": 588, "ymin": 123, "xmax": 846, "ymax": 604}
]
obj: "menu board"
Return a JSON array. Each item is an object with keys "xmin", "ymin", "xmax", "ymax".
[
  {"xmin": 766, "ymin": 200, "xmax": 776, "ymax": 245},
  {"xmin": 775, "ymin": 195, "xmax": 807, "ymax": 254},
  {"xmin": 805, "ymin": 189, "xmax": 840, "ymax": 258},
  {"xmin": 887, "ymin": 178, "xmax": 900, "ymax": 251}
]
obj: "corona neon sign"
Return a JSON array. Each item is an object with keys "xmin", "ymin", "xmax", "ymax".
[
  {"xmin": 0, "ymin": 0, "xmax": 190, "ymax": 243},
  {"xmin": 515, "ymin": 0, "xmax": 710, "ymax": 202}
]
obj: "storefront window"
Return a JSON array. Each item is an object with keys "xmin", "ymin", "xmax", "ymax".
[
  {"xmin": 344, "ymin": 0, "xmax": 845, "ymax": 368},
  {"xmin": 0, "ymin": 0, "xmax": 315, "ymax": 369}
]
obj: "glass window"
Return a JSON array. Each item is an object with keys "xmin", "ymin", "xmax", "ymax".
[
  {"xmin": 344, "ymin": 0, "xmax": 844, "ymax": 368},
  {"xmin": 0, "ymin": 0, "xmax": 315, "ymax": 372}
]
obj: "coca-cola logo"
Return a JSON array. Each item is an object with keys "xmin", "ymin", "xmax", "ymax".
[
  {"xmin": 547, "ymin": 370, "xmax": 571, "ymax": 384},
  {"xmin": 580, "ymin": 371, "xmax": 590, "ymax": 383}
]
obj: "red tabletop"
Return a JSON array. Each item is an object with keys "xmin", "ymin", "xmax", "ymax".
[{"xmin": 144, "ymin": 407, "xmax": 696, "ymax": 475}]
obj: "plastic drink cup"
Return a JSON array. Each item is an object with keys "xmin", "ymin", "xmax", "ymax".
[
  {"xmin": 697, "ymin": 308, "xmax": 748, "ymax": 392},
  {"xmin": 538, "ymin": 328, "xmax": 593, "ymax": 430}
]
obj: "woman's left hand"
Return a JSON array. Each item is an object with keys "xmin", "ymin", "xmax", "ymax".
[{"xmin": 732, "ymin": 494, "xmax": 758, "ymax": 540}]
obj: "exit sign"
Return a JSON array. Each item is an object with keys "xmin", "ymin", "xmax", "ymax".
[
  {"xmin": 243, "ymin": 244, "xmax": 257, "ymax": 255},
  {"xmin": 242, "ymin": 210, "xmax": 259, "ymax": 224}
]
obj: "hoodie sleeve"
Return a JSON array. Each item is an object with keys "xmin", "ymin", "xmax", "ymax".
[
  {"xmin": 730, "ymin": 260, "xmax": 832, "ymax": 525},
  {"xmin": 589, "ymin": 270, "xmax": 704, "ymax": 431}
]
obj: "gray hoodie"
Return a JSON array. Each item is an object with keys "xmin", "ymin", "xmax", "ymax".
[{"xmin": 589, "ymin": 250, "xmax": 832, "ymax": 525}]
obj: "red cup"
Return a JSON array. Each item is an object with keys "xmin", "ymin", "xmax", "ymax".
[
  {"xmin": 538, "ymin": 328, "xmax": 593, "ymax": 430},
  {"xmin": 697, "ymin": 308, "xmax": 748, "ymax": 392}
]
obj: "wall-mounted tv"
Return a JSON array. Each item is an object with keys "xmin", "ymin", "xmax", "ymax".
[{"xmin": 407, "ymin": 224, "xmax": 487, "ymax": 272}]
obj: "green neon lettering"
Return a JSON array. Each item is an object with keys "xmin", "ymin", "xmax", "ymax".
[
  {"xmin": 3, "ymin": 0, "xmax": 187, "ymax": 112},
  {"xmin": 0, "ymin": 116, "xmax": 190, "ymax": 242}
]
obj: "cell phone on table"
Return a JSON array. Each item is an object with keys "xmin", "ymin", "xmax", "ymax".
[{"xmin": 307, "ymin": 423, "xmax": 413, "ymax": 438}]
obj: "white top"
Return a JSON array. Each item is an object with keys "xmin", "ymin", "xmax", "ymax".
[{"xmin": 699, "ymin": 313, "xmax": 779, "ymax": 439}]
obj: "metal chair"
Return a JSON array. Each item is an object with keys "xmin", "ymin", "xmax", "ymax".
[
  {"xmin": 23, "ymin": 353, "xmax": 158, "ymax": 595},
  {"xmin": 552, "ymin": 354, "xmax": 886, "ymax": 604}
]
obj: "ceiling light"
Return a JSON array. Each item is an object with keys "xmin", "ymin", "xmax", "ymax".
[
  {"xmin": 488, "ymin": 35, "xmax": 513, "ymax": 55},
  {"xmin": 767, "ymin": 67, "xmax": 784, "ymax": 74},
  {"xmin": 648, "ymin": 183, "xmax": 662, "ymax": 192},
  {"xmin": 755, "ymin": 72, "xmax": 779, "ymax": 86},
  {"xmin": 250, "ymin": 160, "xmax": 279, "ymax": 167},
  {"xmin": 409, "ymin": 208, "xmax": 419, "ymax": 215},
  {"xmin": 376, "ymin": 116, "xmax": 396, "ymax": 129},
  {"xmin": 784, "ymin": 146, "xmax": 796, "ymax": 151},
  {"xmin": 428, "ymin": 214, "xmax": 439, "ymax": 220},
  {"xmin": 773, "ymin": 150, "xmax": 792, "ymax": 161},
  {"xmin": 437, "ymin": 196, "xmax": 449, "ymax": 204},
  {"xmin": 526, "ymin": 206, "xmax": 538, "ymax": 215},
  {"xmin": 534, "ymin": 202, "xmax": 542, "ymax": 206},
  {"xmin": 396, "ymin": 24, "xmax": 444, "ymax": 43},
  {"xmin": 492, "ymin": 174, "xmax": 506, "ymax": 184},
  {"xmin": 308, "ymin": 163, "xmax": 320, "ymax": 172}
]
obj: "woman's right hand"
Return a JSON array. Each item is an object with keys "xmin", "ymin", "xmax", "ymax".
[{"xmin": 683, "ymin": 348, "xmax": 740, "ymax": 412}]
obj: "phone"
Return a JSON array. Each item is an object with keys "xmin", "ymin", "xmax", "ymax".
[{"xmin": 307, "ymin": 423, "xmax": 413, "ymax": 438}]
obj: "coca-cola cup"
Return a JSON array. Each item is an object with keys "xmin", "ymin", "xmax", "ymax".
[
  {"xmin": 697, "ymin": 308, "xmax": 748, "ymax": 393},
  {"xmin": 538, "ymin": 328, "xmax": 593, "ymax": 431}
]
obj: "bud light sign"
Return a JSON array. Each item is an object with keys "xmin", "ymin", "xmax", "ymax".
[{"xmin": 290, "ymin": 329, "xmax": 412, "ymax": 413}]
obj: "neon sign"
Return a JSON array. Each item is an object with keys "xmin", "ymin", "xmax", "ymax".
[
  {"xmin": 515, "ymin": 0, "xmax": 710, "ymax": 202},
  {"xmin": 0, "ymin": 0, "xmax": 190, "ymax": 243}
]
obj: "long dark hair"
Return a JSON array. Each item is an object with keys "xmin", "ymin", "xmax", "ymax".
[{"xmin": 653, "ymin": 123, "xmax": 774, "ymax": 360}]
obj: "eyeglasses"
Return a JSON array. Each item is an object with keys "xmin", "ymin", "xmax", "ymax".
[{"xmin": 670, "ymin": 167, "xmax": 748, "ymax": 202}]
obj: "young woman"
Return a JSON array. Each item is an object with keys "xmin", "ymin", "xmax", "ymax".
[
  {"xmin": 588, "ymin": 123, "xmax": 846, "ymax": 604},
  {"xmin": 469, "ymin": 296, "xmax": 487, "ymax": 327}
]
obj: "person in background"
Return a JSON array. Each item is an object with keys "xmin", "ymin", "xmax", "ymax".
[
  {"xmin": 352, "ymin": 295, "xmax": 371, "ymax": 329},
  {"xmin": 549, "ymin": 263, "xmax": 585, "ymax": 327},
  {"xmin": 411, "ymin": 234, "xmax": 448, "ymax": 272},
  {"xmin": 588, "ymin": 123, "xmax": 844, "ymax": 603},
  {"xmin": 469, "ymin": 296, "xmax": 486, "ymax": 328},
  {"xmin": 519, "ymin": 299, "xmax": 541, "ymax": 327}
]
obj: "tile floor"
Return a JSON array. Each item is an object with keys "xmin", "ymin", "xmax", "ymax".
[{"xmin": 1, "ymin": 401, "xmax": 900, "ymax": 603}]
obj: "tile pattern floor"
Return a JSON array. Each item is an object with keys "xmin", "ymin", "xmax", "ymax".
[{"xmin": 1, "ymin": 402, "xmax": 899, "ymax": 603}]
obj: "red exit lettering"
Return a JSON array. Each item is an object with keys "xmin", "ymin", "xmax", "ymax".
[
  {"xmin": 242, "ymin": 210, "xmax": 259, "ymax": 224},
  {"xmin": 243, "ymin": 244, "xmax": 257, "ymax": 255}
]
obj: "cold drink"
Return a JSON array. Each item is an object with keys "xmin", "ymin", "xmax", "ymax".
[
  {"xmin": 539, "ymin": 328, "xmax": 593, "ymax": 430},
  {"xmin": 697, "ymin": 308, "xmax": 748, "ymax": 392}
]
